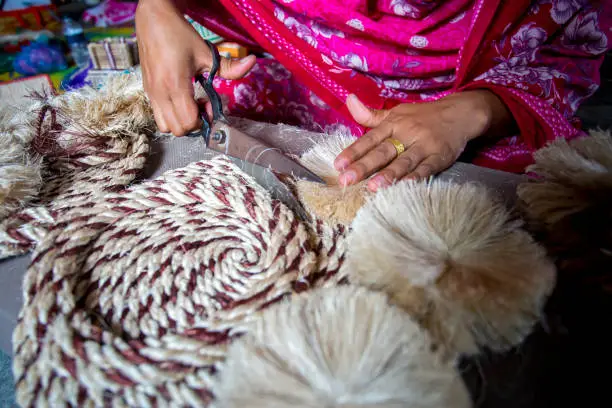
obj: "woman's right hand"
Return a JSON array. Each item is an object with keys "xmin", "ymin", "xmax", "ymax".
[{"xmin": 135, "ymin": 0, "xmax": 256, "ymax": 136}]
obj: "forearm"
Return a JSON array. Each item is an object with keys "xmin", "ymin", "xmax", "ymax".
[
  {"xmin": 444, "ymin": 90, "xmax": 519, "ymax": 141},
  {"xmin": 137, "ymin": 0, "xmax": 184, "ymax": 20}
]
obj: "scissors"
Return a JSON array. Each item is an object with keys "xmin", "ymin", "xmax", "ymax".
[{"xmin": 188, "ymin": 40, "xmax": 324, "ymax": 184}]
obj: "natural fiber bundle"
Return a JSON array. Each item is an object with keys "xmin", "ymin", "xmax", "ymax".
[
  {"xmin": 0, "ymin": 72, "xmax": 154, "ymax": 259},
  {"xmin": 517, "ymin": 130, "xmax": 612, "ymax": 250},
  {"xmin": 0, "ymin": 132, "xmax": 149, "ymax": 259},
  {"xmin": 0, "ymin": 108, "xmax": 43, "ymax": 220},
  {"xmin": 345, "ymin": 179, "xmax": 556, "ymax": 355},
  {"xmin": 24, "ymin": 72, "xmax": 153, "ymax": 170},
  {"xmin": 13, "ymin": 157, "xmax": 324, "ymax": 407},
  {"xmin": 296, "ymin": 132, "xmax": 370, "ymax": 225},
  {"xmin": 59, "ymin": 72, "xmax": 153, "ymax": 138},
  {"xmin": 0, "ymin": 165, "xmax": 42, "ymax": 219},
  {"xmin": 215, "ymin": 285, "xmax": 471, "ymax": 408}
]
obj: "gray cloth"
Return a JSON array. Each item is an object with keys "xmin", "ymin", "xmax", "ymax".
[{"xmin": 0, "ymin": 122, "xmax": 523, "ymax": 355}]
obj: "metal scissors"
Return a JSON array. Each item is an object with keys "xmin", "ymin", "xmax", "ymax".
[
  {"xmin": 188, "ymin": 41, "xmax": 324, "ymax": 184},
  {"xmin": 190, "ymin": 40, "xmax": 227, "ymax": 145}
]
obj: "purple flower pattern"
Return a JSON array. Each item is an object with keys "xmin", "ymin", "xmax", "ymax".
[
  {"xmin": 561, "ymin": 11, "xmax": 608, "ymax": 54},
  {"xmin": 476, "ymin": 22, "xmax": 569, "ymax": 101},
  {"xmin": 282, "ymin": 101, "xmax": 315, "ymax": 128},
  {"xmin": 311, "ymin": 21, "xmax": 345, "ymax": 39},
  {"xmin": 475, "ymin": 1, "xmax": 607, "ymax": 120},
  {"xmin": 550, "ymin": 0, "xmax": 588, "ymax": 25},
  {"xmin": 309, "ymin": 91, "xmax": 329, "ymax": 110},
  {"xmin": 274, "ymin": 8, "xmax": 318, "ymax": 48},
  {"xmin": 510, "ymin": 23, "xmax": 548, "ymax": 60},
  {"xmin": 390, "ymin": 0, "xmax": 420, "ymax": 18},
  {"xmin": 233, "ymin": 83, "xmax": 258, "ymax": 109}
]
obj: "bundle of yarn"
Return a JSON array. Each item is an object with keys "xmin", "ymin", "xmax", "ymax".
[
  {"xmin": 518, "ymin": 130, "xmax": 612, "ymax": 292},
  {"xmin": 0, "ymin": 73, "xmax": 153, "ymax": 259},
  {"xmin": 7, "ymin": 72, "xmax": 600, "ymax": 407}
]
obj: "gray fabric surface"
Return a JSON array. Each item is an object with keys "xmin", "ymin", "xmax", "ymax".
[{"xmin": 0, "ymin": 121, "xmax": 523, "ymax": 354}]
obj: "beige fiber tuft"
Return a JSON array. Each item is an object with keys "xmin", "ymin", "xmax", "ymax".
[
  {"xmin": 296, "ymin": 131, "xmax": 371, "ymax": 225},
  {"xmin": 215, "ymin": 285, "xmax": 471, "ymax": 408},
  {"xmin": 518, "ymin": 130, "xmax": 612, "ymax": 229},
  {"xmin": 0, "ymin": 108, "xmax": 43, "ymax": 220},
  {"xmin": 58, "ymin": 71, "xmax": 153, "ymax": 140},
  {"xmin": 345, "ymin": 179, "xmax": 556, "ymax": 355}
]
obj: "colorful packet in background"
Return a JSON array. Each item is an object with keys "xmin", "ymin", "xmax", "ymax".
[
  {"xmin": 81, "ymin": 0, "xmax": 137, "ymax": 27},
  {"xmin": 12, "ymin": 37, "xmax": 67, "ymax": 76}
]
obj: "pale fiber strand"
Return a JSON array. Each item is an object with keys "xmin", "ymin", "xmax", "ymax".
[
  {"xmin": 345, "ymin": 179, "xmax": 556, "ymax": 356},
  {"xmin": 215, "ymin": 286, "xmax": 471, "ymax": 408}
]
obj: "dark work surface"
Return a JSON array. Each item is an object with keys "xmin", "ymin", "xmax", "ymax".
[
  {"xmin": 462, "ymin": 55, "xmax": 612, "ymax": 407},
  {"xmin": 461, "ymin": 276, "xmax": 612, "ymax": 408}
]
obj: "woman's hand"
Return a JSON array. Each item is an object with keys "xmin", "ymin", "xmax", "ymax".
[
  {"xmin": 135, "ymin": 0, "xmax": 256, "ymax": 136},
  {"xmin": 334, "ymin": 90, "xmax": 514, "ymax": 192}
]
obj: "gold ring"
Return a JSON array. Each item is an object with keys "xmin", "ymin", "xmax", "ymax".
[{"xmin": 387, "ymin": 138, "xmax": 405, "ymax": 157}]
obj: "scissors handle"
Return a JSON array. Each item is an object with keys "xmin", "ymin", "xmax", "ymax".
[{"xmin": 189, "ymin": 40, "xmax": 227, "ymax": 144}]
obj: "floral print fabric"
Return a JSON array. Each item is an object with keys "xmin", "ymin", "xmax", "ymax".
[{"xmin": 184, "ymin": 0, "xmax": 611, "ymax": 173}]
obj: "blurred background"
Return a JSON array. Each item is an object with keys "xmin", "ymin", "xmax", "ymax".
[
  {"xmin": 1, "ymin": 0, "xmax": 138, "ymax": 95},
  {"xmin": 0, "ymin": 0, "xmax": 251, "ymax": 107}
]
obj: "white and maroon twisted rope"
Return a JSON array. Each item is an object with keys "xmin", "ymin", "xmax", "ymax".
[
  {"xmin": 308, "ymin": 219, "xmax": 348, "ymax": 288},
  {"xmin": 0, "ymin": 132, "xmax": 149, "ymax": 259},
  {"xmin": 13, "ymin": 157, "xmax": 330, "ymax": 407},
  {"xmin": 0, "ymin": 73, "xmax": 152, "ymax": 259}
]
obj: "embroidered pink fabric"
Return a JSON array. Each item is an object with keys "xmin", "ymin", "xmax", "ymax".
[{"xmin": 182, "ymin": 0, "xmax": 612, "ymax": 173}]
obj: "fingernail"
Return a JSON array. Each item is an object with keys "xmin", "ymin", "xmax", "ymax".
[
  {"xmin": 371, "ymin": 176, "xmax": 388, "ymax": 189},
  {"xmin": 346, "ymin": 94, "xmax": 358, "ymax": 104},
  {"xmin": 334, "ymin": 157, "xmax": 349, "ymax": 171},
  {"xmin": 240, "ymin": 55, "xmax": 254, "ymax": 64},
  {"xmin": 338, "ymin": 171, "xmax": 356, "ymax": 186}
]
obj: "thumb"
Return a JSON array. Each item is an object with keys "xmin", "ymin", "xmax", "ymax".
[
  {"xmin": 218, "ymin": 54, "xmax": 256, "ymax": 80},
  {"xmin": 194, "ymin": 45, "xmax": 256, "ymax": 80},
  {"xmin": 346, "ymin": 94, "xmax": 389, "ymax": 128}
]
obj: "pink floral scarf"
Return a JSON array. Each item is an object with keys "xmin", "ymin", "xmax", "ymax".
[{"xmin": 181, "ymin": 0, "xmax": 611, "ymax": 172}]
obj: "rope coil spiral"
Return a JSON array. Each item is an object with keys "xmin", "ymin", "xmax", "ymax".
[{"xmin": 13, "ymin": 157, "xmax": 328, "ymax": 407}]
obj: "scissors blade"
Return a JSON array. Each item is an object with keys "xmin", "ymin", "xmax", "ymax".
[{"xmin": 207, "ymin": 122, "xmax": 325, "ymax": 184}]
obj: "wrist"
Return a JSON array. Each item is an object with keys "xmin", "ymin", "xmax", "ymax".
[{"xmin": 458, "ymin": 90, "xmax": 518, "ymax": 140}]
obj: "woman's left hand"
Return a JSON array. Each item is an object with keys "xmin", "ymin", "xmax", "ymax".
[{"xmin": 334, "ymin": 90, "xmax": 511, "ymax": 192}]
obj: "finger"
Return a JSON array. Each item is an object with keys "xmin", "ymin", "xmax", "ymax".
[
  {"xmin": 216, "ymin": 54, "xmax": 256, "ymax": 79},
  {"xmin": 171, "ymin": 92, "xmax": 202, "ymax": 136},
  {"xmin": 205, "ymin": 101, "xmax": 213, "ymax": 122},
  {"xmin": 195, "ymin": 98, "xmax": 214, "ymax": 121},
  {"xmin": 142, "ymin": 67, "xmax": 169, "ymax": 132},
  {"xmin": 150, "ymin": 99, "xmax": 170, "ymax": 133},
  {"xmin": 334, "ymin": 125, "xmax": 392, "ymax": 171},
  {"xmin": 164, "ymin": 75, "xmax": 201, "ymax": 136},
  {"xmin": 368, "ymin": 144, "xmax": 427, "ymax": 191},
  {"xmin": 164, "ymin": 100, "xmax": 187, "ymax": 137},
  {"xmin": 402, "ymin": 154, "xmax": 449, "ymax": 181},
  {"xmin": 337, "ymin": 138, "xmax": 399, "ymax": 186},
  {"xmin": 346, "ymin": 94, "xmax": 389, "ymax": 128}
]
